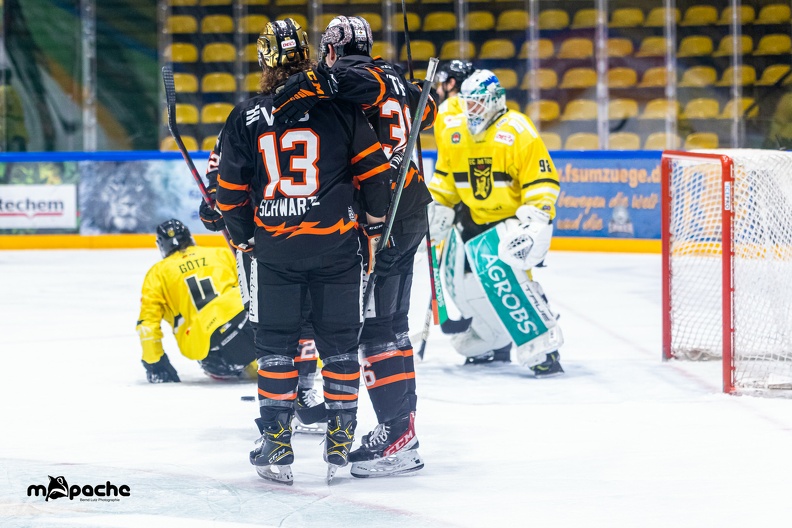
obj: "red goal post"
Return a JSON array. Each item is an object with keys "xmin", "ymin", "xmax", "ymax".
[{"xmin": 661, "ymin": 149, "xmax": 792, "ymax": 394}]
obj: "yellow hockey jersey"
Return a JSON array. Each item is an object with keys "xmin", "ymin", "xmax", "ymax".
[
  {"xmin": 136, "ymin": 245, "xmax": 245, "ymax": 364},
  {"xmin": 433, "ymin": 96, "xmax": 464, "ymax": 146},
  {"xmin": 429, "ymin": 109, "xmax": 560, "ymax": 225}
]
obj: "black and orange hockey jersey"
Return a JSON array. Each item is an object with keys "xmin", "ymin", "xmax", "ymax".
[
  {"xmin": 216, "ymin": 94, "xmax": 392, "ymax": 263},
  {"xmin": 330, "ymin": 55, "xmax": 437, "ymax": 220}
]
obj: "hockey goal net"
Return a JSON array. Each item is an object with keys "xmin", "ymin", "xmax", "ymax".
[{"xmin": 662, "ymin": 149, "xmax": 792, "ymax": 394}]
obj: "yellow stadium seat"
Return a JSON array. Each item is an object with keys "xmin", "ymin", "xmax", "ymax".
[
  {"xmin": 419, "ymin": 132, "xmax": 436, "ymax": 152},
  {"xmin": 640, "ymin": 99, "xmax": 679, "ymax": 119},
  {"xmin": 466, "ymin": 11, "xmax": 495, "ymax": 31},
  {"xmin": 557, "ymin": 38, "xmax": 593, "ymax": 59},
  {"xmin": 560, "ymin": 68, "xmax": 596, "ymax": 89},
  {"xmin": 240, "ymin": 15, "xmax": 270, "ymax": 34},
  {"xmin": 540, "ymin": 132, "xmax": 562, "ymax": 151},
  {"xmin": 716, "ymin": 65, "xmax": 756, "ymax": 86},
  {"xmin": 201, "ymin": 103, "xmax": 234, "ymax": 124},
  {"xmin": 677, "ymin": 35, "xmax": 714, "ymax": 57},
  {"xmin": 202, "ymin": 136, "xmax": 218, "ymax": 151},
  {"xmin": 170, "ymin": 103, "xmax": 199, "ymax": 125},
  {"xmin": 423, "ymin": 12, "xmax": 456, "ymax": 31},
  {"xmin": 281, "ymin": 14, "xmax": 307, "ymax": 30},
  {"xmin": 644, "ymin": 132, "xmax": 681, "ymax": 149},
  {"xmin": 518, "ymin": 39, "xmax": 554, "ymax": 60},
  {"xmin": 174, "ymin": 73, "xmax": 198, "ymax": 93},
  {"xmin": 718, "ymin": 5, "xmax": 755, "ymax": 25},
  {"xmin": 539, "ymin": 9, "xmax": 569, "ymax": 30},
  {"xmin": 497, "ymin": 10, "xmax": 530, "ymax": 31},
  {"xmin": 684, "ymin": 132, "xmax": 719, "ymax": 149},
  {"xmin": 244, "ymin": 73, "xmax": 260, "ymax": 92},
  {"xmin": 610, "ymin": 8, "xmax": 644, "ymax": 27},
  {"xmin": 275, "ymin": 0, "xmax": 306, "ymax": 5},
  {"xmin": 410, "ymin": 69, "xmax": 427, "ymax": 81},
  {"xmin": 202, "ymin": 43, "xmax": 236, "ymax": 63},
  {"xmin": 608, "ymin": 99, "xmax": 639, "ymax": 120},
  {"xmin": 243, "ymin": 44, "xmax": 258, "ymax": 62},
  {"xmin": 439, "ymin": 41, "xmax": 475, "ymax": 60},
  {"xmin": 607, "ymin": 68, "xmax": 638, "ymax": 88},
  {"xmin": 400, "ymin": 41, "xmax": 435, "ymax": 62},
  {"xmin": 609, "ymin": 132, "xmax": 641, "ymax": 150},
  {"xmin": 167, "ymin": 15, "xmax": 198, "ymax": 34},
  {"xmin": 635, "ymin": 37, "xmax": 667, "ymax": 57},
  {"xmin": 492, "ymin": 68, "xmax": 518, "ymax": 90},
  {"xmin": 201, "ymin": 0, "xmax": 231, "ymax": 5},
  {"xmin": 639, "ymin": 67, "xmax": 669, "ymax": 88},
  {"xmin": 166, "ymin": 43, "xmax": 198, "ymax": 63},
  {"xmin": 713, "ymin": 35, "xmax": 753, "ymax": 56},
  {"xmin": 682, "ymin": 98, "xmax": 720, "ymax": 119},
  {"xmin": 479, "ymin": 39, "xmax": 515, "ymax": 60},
  {"xmin": 372, "ymin": 41, "xmax": 396, "ymax": 61},
  {"xmin": 242, "ymin": 0, "xmax": 270, "ymax": 4},
  {"xmin": 756, "ymin": 64, "xmax": 791, "ymax": 85},
  {"xmin": 526, "ymin": 100, "xmax": 560, "ymax": 123},
  {"xmin": 561, "ymin": 100, "xmax": 597, "ymax": 121},
  {"xmin": 565, "ymin": 132, "xmax": 599, "ymax": 150},
  {"xmin": 161, "ymin": 135, "xmax": 198, "ymax": 151},
  {"xmin": 680, "ymin": 5, "xmax": 718, "ymax": 26},
  {"xmin": 719, "ymin": 97, "xmax": 758, "ymax": 118},
  {"xmin": 392, "ymin": 13, "xmax": 420, "ymax": 32},
  {"xmin": 645, "ymin": 7, "xmax": 681, "ymax": 27},
  {"xmin": 170, "ymin": 0, "xmax": 197, "ymax": 6},
  {"xmin": 356, "ymin": 13, "xmax": 383, "ymax": 32},
  {"xmin": 521, "ymin": 69, "xmax": 558, "ymax": 90},
  {"xmin": 202, "ymin": 73, "xmax": 236, "ymax": 93},
  {"xmin": 678, "ymin": 66, "xmax": 717, "ymax": 87},
  {"xmin": 317, "ymin": 14, "xmax": 341, "ymax": 31},
  {"xmin": 755, "ymin": 4, "xmax": 791, "ymax": 25},
  {"xmin": 754, "ymin": 34, "xmax": 792, "ymax": 55},
  {"xmin": 506, "ymin": 100, "xmax": 520, "ymax": 112},
  {"xmin": 571, "ymin": 9, "xmax": 597, "ymax": 29},
  {"xmin": 201, "ymin": 15, "xmax": 234, "ymax": 33},
  {"xmin": 607, "ymin": 38, "xmax": 634, "ymax": 57}
]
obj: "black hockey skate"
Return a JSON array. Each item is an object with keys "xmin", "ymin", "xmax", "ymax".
[
  {"xmin": 250, "ymin": 412, "xmax": 294, "ymax": 485},
  {"xmin": 349, "ymin": 412, "xmax": 424, "ymax": 478},
  {"xmin": 292, "ymin": 388, "xmax": 327, "ymax": 435},
  {"xmin": 324, "ymin": 412, "xmax": 356, "ymax": 484},
  {"xmin": 464, "ymin": 343, "xmax": 512, "ymax": 365},
  {"xmin": 531, "ymin": 351, "xmax": 564, "ymax": 378}
]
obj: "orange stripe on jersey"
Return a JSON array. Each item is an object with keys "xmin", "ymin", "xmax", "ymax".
[
  {"xmin": 357, "ymin": 162, "xmax": 390, "ymax": 182},
  {"xmin": 402, "ymin": 348, "xmax": 414, "ymax": 357},
  {"xmin": 324, "ymin": 391, "xmax": 358, "ymax": 401},
  {"xmin": 422, "ymin": 102, "xmax": 437, "ymax": 128},
  {"xmin": 391, "ymin": 167, "xmax": 419, "ymax": 190},
  {"xmin": 216, "ymin": 198, "xmax": 250, "ymax": 211},
  {"xmin": 255, "ymin": 217, "xmax": 358, "ymax": 238},
  {"xmin": 257, "ymin": 369, "xmax": 298, "ymax": 379},
  {"xmin": 217, "ymin": 176, "xmax": 250, "ymax": 191},
  {"xmin": 322, "ymin": 370, "xmax": 360, "ymax": 381},
  {"xmin": 366, "ymin": 67, "xmax": 387, "ymax": 107},
  {"xmin": 258, "ymin": 388, "xmax": 297, "ymax": 400},
  {"xmin": 365, "ymin": 349, "xmax": 404, "ymax": 364},
  {"xmin": 351, "ymin": 142, "xmax": 382, "ymax": 165},
  {"xmin": 367, "ymin": 373, "xmax": 410, "ymax": 389}
]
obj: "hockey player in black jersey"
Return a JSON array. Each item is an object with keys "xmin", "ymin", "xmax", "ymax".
[
  {"xmin": 215, "ymin": 18, "xmax": 393, "ymax": 485},
  {"xmin": 272, "ymin": 15, "xmax": 437, "ymax": 478}
]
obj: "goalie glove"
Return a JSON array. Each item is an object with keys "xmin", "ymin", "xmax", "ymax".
[
  {"xmin": 497, "ymin": 205, "xmax": 553, "ymax": 270},
  {"xmin": 273, "ymin": 65, "xmax": 338, "ymax": 125},
  {"xmin": 142, "ymin": 353, "xmax": 181, "ymax": 383},
  {"xmin": 427, "ymin": 203, "xmax": 455, "ymax": 245},
  {"xmin": 199, "ymin": 193, "xmax": 225, "ymax": 232},
  {"xmin": 361, "ymin": 223, "xmax": 399, "ymax": 276}
]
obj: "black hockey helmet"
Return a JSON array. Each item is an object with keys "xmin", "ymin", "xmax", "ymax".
[
  {"xmin": 257, "ymin": 18, "xmax": 310, "ymax": 69},
  {"xmin": 155, "ymin": 219, "xmax": 195, "ymax": 258},
  {"xmin": 320, "ymin": 15, "xmax": 373, "ymax": 63},
  {"xmin": 436, "ymin": 60, "xmax": 475, "ymax": 86}
]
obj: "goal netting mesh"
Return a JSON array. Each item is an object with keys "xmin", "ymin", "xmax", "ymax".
[{"xmin": 665, "ymin": 149, "xmax": 792, "ymax": 391}]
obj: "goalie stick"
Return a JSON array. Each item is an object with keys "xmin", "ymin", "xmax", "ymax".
[{"xmin": 161, "ymin": 65, "xmax": 233, "ymax": 250}]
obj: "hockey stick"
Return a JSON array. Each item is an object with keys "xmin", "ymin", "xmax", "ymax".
[
  {"xmin": 162, "ymin": 65, "xmax": 233, "ymax": 250},
  {"xmin": 361, "ymin": 58, "xmax": 440, "ymax": 336}
]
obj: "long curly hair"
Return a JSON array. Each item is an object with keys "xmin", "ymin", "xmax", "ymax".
[{"xmin": 258, "ymin": 59, "xmax": 316, "ymax": 95}]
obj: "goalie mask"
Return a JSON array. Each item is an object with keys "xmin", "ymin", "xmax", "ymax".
[
  {"xmin": 320, "ymin": 15, "xmax": 373, "ymax": 63},
  {"xmin": 257, "ymin": 18, "xmax": 310, "ymax": 69},
  {"xmin": 156, "ymin": 219, "xmax": 195, "ymax": 258},
  {"xmin": 459, "ymin": 69, "xmax": 507, "ymax": 136}
]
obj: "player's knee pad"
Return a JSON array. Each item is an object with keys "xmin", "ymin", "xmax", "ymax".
[{"xmin": 449, "ymin": 273, "xmax": 513, "ymax": 357}]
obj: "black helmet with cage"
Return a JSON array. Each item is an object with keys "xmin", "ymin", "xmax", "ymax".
[
  {"xmin": 320, "ymin": 15, "xmax": 373, "ymax": 63},
  {"xmin": 257, "ymin": 18, "xmax": 310, "ymax": 69},
  {"xmin": 155, "ymin": 219, "xmax": 195, "ymax": 258},
  {"xmin": 436, "ymin": 60, "xmax": 475, "ymax": 86}
]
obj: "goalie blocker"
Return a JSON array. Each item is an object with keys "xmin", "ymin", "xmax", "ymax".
[{"xmin": 443, "ymin": 224, "xmax": 563, "ymax": 368}]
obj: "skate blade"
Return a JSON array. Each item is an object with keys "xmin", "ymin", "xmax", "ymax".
[
  {"xmin": 326, "ymin": 464, "xmax": 340, "ymax": 484},
  {"xmin": 255, "ymin": 464, "xmax": 294, "ymax": 486},
  {"xmin": 292, "ymin": 421, "xmax": 327, "ymax": 435},
  {"xmin": 350, "ymin": 450, "xmax": 425, "ymax": 478}
]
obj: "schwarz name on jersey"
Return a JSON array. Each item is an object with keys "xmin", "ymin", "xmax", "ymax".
[{"xmin": 258, "ymin": 196, "xmax": 318, "ymax": 217}]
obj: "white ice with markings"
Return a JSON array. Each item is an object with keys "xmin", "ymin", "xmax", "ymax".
[{"xmin": 2, "ymin": 248, "xmax": 792, "ymax": 528}]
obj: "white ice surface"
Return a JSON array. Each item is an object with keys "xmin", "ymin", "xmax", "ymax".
[{"xmin": 2, "ymin": 248, "xmax": 792, "ymax": 528}]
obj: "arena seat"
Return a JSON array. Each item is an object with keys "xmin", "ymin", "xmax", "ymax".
[
  {"xmin": 713, "ymin": 35, "xmax": 753, "ymax": 56},
  {"xmin": 492, "ymin": 68, "xmax": 518, "ymax": 90},
  {"xmin": 720, "ymin": 97, "xmax": 758, "ymax": 118},
  {"xmin": 607, "ymin": 68, "xmax": 637, "ymax": 88},
  {"xmin": 506, "ymin": 100, "xmax": 520, "ymax": 112},
  {"xmin": 466, "ymin": 11, "xmax": 495, "ymax": 31},
  {"xmin": 356, "ymin": 13, "xmax": 382, "ymax": 32},
  {"xmin": 560, "ymin": 68, "xmax": 597, "ymax": 89},
  {"xmin": 680, "ymin": 6, "xmax": 718, "ymax": 26},
  {"xmin": 423, "ymin": 12, "xmax": 456, "ymax": 31},
  {"xmin": 372, "ymin": 41, "xmax": 396, "ymax": 60},
  {"xmin": 607, "ymin": 38, "xmax": 634, "ymax": 57},
  {"xmin": 635, "ymin": 37, "xmax": 667, "ymax": 57},
  {"xmin": 280, "ymin": 14, "xmax": 307, "ymax": 30},
  {"xmin": 756, "ymin": 64, "xmax": 791, "ymax": 85},
  {"xmin": 608, "ymin": 99, "xmax": 639, "ymax": 120},
  {"xmin": 608, "ymin": 132, "xmax": 641, "ymax": 150},
  {"xmin": 439, "ymin": 41, "xmax": 475, "ymax": 60},
  {"xmin": 644, "ymin": 132, "xmax": 681, "ymax": 149},
  {"xmin": 678, "ymin": 66, "xmax": 717, "ymax": 87},
  {"xmin": 557, "ymin": 38, "xmax": 593, "ymax": 59},
  {"xmin": 521, "ymin": 69, "xmax": 558, "ymax": 90},
  {"xmin": 677, "ymin": 35, "xmax": 714, "ymax": 57},
  {"xmin": 242, "ymin": 0, "xmax": 270, "ymax": 4},
  {"xmin": 571, "ymin": 9, "xmax": 597, "ymax": 29},
  {"xmin": 202, "ymin": 136, "xmax": 218, "ymax": 151},
  {"xmin": 165, "ymin": 104, "xmax": 199, "ymax": 125},
  {"xmin": 540, "ymin": 132, "xmax": 562, "ymax": 150},
  {"xmin": 754, "ymin": 34, "xmax": 792, "ymax": 55},
  {"xmin": 518, "ymin": 39, "xmax": 554, "ymax": 60},
  {"xmin": 166, "ymin": 15, "xmax": 198, "ymax": 34},
  {"xmin": 755, "ymin": 4, "xmax": 791, "ymax": 25},
  {"xmin": 497, "ymin": 10, "xmax": 529, "ymax": 31},
  {"xmin": 275, "ymin": 0, "xmax": 306, "ymax": 5},
  {"xmin": 684, "ymin": 132, "xmax": 719, "ymax": 149},
  {"xmin": 401, "ymin": 41, "xmax": 435, "ymax": 61},
  {"xmin": 201, "ymin": 0, "xmax": 231, "ymax": 5},
  {"xmin": 717, "ymin": 5, "xmax": 755, "ymax": 25},
  {"xmin": 640, "ymin": 99, "xmax": 679, "ymax": 119},
  {"xmin": 201, "ymin": 15, "xmax": 234, "ymax": 33},
  {"xmin": 202, "ymin": 73, "xmax": 236, "ymax": 93},
  {"xmin": 240, "ymin": 15, "xmax": 270, "ymax": 34},
  {"xmin": 645, "ymin": 7, "xmax": 681, "ymax": 27},
  {"xmin": 681, "ymin": 98, "xmax": 720, "ymax": 119},
  {"xmin": 715, "ymin": 65, "xmax": 756, "ymax": 86},
  {"xmin": 169, "ymin": 0, "xmax": 197, "ymax": 6},
  {"xmin": 561, "ymin": 100, "xmax": 597, "ymax": 121},
  {"xmin": 479, "ymin": 39, "xmax": 515, "ymax": 60},
  {"xmin": 639, "ymin": 67, "xmax": 669, "ymax": 88},
  {"xmin": 201, "ymin": 103, "xmax": 234, "ymax": 124},
  {"xmin": 161, "ymin": 135, "xmax": 198, "ymax": 151},
  {"xmin": 392, "ymin": 12, "xmax": 420, "ymax": 32},
  {"xmin": 538, "ymin": 9, "xmax": 569, "ymax": 30},
  {"xmin": 526, "ymin": 100, "xmax": 560, "ymax": 123},
  {"xmin": 243, "ymin": 44, "xmax": 258, "ymax": 62},
  {"xmin": 166, "ymin": 43, "xmax": 198, "ymax": 63},
  {"xmin": 565, "ymin": 132, "xmax": 599, "ymax": 150},
  {"xmin": 173, "ymin": 73, "xmax": 198, "ymax": 93},
  {"xmin": 244, "ymin": 73, "xmax": 260, "ymax": 92},
  {"xmin": 202, "ymin": 43, "xmax": 236, "ymax": 63}
]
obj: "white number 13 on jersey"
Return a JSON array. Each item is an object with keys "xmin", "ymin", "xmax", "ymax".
[{"xmin": 258, "ymin": 129, "xmax": 320, "ymax": 199}]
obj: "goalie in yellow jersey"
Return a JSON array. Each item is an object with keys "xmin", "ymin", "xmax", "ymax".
[
  {"xmin": 136, "ymin": 219, "xmax": 257, "ymax": 383},
  {"xmin": 428, "ymin": 69, "xmax": 564, "ymax": 376}
]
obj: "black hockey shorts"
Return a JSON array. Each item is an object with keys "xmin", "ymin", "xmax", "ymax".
[{"xmin": 200, "ymin": 310, "xmax": 256, "ymax": 377}]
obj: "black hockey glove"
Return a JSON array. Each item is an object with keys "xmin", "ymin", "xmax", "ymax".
[
  {"xmin": 273, "ymin": 65, "xmax": 338, "ymax": 125},
  {"xmin": 199, "ymin": 198, "xmax": 225, "ymax": 232},
  {"xmin": 143, "ymin": 354, "xmax": 180, "ymax": 383},
  {"xmin": 362, "ymin": 223, "xmax": 398, "ymax": 276}
]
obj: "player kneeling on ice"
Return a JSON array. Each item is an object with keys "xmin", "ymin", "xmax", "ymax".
[
  {"xmin": 428, "ymin": 69, "xmax": 564, "ymax": 376},
  {"xmin": 136, "ymin": 219, "xmax": 258, "ymax": 383}
]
